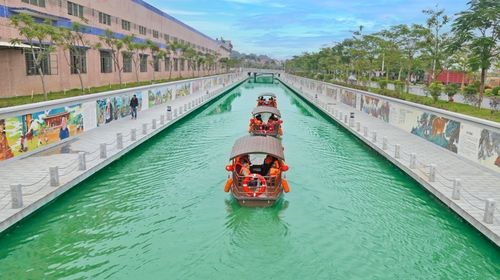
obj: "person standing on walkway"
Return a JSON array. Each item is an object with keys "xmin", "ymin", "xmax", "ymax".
[{"xmin": 130, "ymin": 95, "xmax": 139, "ymax": 120}]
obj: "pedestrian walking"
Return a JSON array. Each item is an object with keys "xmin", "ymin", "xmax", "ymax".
[{"xmin": 130, "ymin": 95, "xmax": 139, "ymax": 120}]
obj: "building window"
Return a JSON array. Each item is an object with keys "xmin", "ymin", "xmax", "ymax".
[
  {"xmin": 139, "ymin": 26, "xmax": 147, "ymax": 35},
  {"xmin": 140, "ymin": 54, "xmax": 148, "ymax": 72},
  {"xmin": 153, "ymin": 30, "xmax": 159, "ymax": 39},
  {"xmin": 25, "ymin": 51, "xmax": 50, "ymax": 75},
  {"xmin": 153, "ymin": 56, "xmax": 160, "ymax": 72},
  {"xmin": 67, "ymin": 2, "xmax": 84, "ymax": 17},
  {"xmin": 121, "ymin": 20, "xmax": 130, "ymax": 31},
  {"xmin": 70, "ymin": 48, "xmax": 87, "ymax": 74},
  {"xmin": 22, "ymin": 0, "xmax": 45, "ymax": 7},
  {"xmin": 98, "ymin": 12, "xmax": 111, "ymax": 25},
  {"xmin": 165, "ymin": 58, "xmax": 170, "ymax": 71},
  {"xmin": 100, "ymin": 50, "xmax": 112, "ymax": 73},
  {"xmin": 123, "ymin": 53, "xmax": 132, "ymax": 73},
  {"xmin": 173, "ymin": 58, "xmax": 178, "ymax": 71},
  {"xmin": 164, "ymin": 34, "xmax": 170, "ymax": 42}
]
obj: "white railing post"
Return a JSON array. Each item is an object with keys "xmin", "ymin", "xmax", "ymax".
[
  {"xmin": 173, "ymin": 108, "xmax": 178, "ymax": 118},
  {"xmin": 184, "ymin": 104, "xmax": 187, "ymax": 112},
  {"xmin": 78, "ymin": 152, "xmax": 86, "ymax": 171},
  {"xmin": 382, "ymin": 137, "xmax": 388, "ymax": 150},
  {"xmin": 100, "ymin": 143, "xmax": 107, "ymax": 159},
  {"xmin": 116, "ymin": 133, "xmax": 123, "ymax": 150},
  {"xmin": 483, "ymin": 199, "xmax": 496, "ymax": 224},
  {"xmin": 372, "ymin": 131, "xmax": 377, "ymax": 142},
  {"xmin": 363, "ymin": 126, "xmax": 368, "ymax": 137},
  {"xmin": 142, "ymin": 123, "xmax": 147, "ymax": 135},
  {"xmin": 131, "ymin": 128, "xmax": 137, "ymax": 141},
  {"xmin": 152, "ymin": 119, "xmax": 157, "ymax": 130},
  {"xmin": 160, "ymin": 114, "xmax": 165, "ymax": 125},
  {"xmin": 356, "ymin": 121, "xmax": 361, "ymax": 132},
  {"xmin": 395, "ymin": 144, "xmax": 400, "ymax": 159},
  {"xmin": 49, "ymin": 167, "xmax": 60, "ymax": 187},
  {"xmin": 10, "ymin": 184, "xmax": 23, "ymax": 209},
  {"xmin": 167, "ymin": 106, "xmax": 172, "ymax": 120},
  {"xmin": 452, "ymin": 179, "xmax": 461, "ymax": 200},
  {"xmin": 410, "ymin": 153, "xmax": 416, "ymax": 169},
  {"xmin": 429, "ymin": 164, "xmax": 436, "ymax": 182}
]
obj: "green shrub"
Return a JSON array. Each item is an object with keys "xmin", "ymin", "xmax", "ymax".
[
  {"xmin": 427, "ymin": 82, "xmax": 443, "ymax": 103},
  {"xmin": 378, "ymin": 80, "xmax": 388, "ymax": 90},
  {"xmin": 492, "ymin": 86, "xmax": 500, "ymax": 96},
  {"xmin": 444, "ymin": 84, "xmax": 459, "ymax": 102},
  {"xmin": 463, "ymin": 83, "xmax": 479, "ymax": 106},
  {"xmin": 393, "ymin": 80, "xmax": 405, "ymax": 93}
]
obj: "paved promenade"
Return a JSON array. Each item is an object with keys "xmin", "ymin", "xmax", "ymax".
[
  {"xmin": 281, "ymin": 77, "xmax": 500, "ymax": 246},
  {"xmin": 0, "ymin": 78, "xmax": 245, "ymax": 233}
]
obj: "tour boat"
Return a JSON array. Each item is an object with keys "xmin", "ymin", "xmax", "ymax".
[
  {"xmin": 256, "ymin": 93, "xmax": 278, "ymax": 108},
  {"xmin": 248, "ymin": 106, "xmax": 283, "ymax": 138},
  {"xmin": 224, "ymin": 136, "xmax": 290, "ymax": 207}
]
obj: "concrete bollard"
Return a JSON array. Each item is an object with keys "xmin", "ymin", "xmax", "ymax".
[
  {"xmin": 429, "ymin": 164, "xmax": 436, "ymax": 182},
  {"xmin": 179, "ymin": 106, "xmax": 183, "ymax": 115},
  {"xmin": 173, "ymin": 108, "xmax": 178, "ymax": 118},
  {"xmin": 372, "ymin": 131, "xmax": 377, "ymax": 142},
  {"xmin": 395, "ymin": 144, "xmax": 401, "ymax": 159},
  {"xmin": 160, "ymin": 114, "xmax": 165, "ymax": 125},
  {"xmin": 410, "ymin": 153, "xmax": 416, "ymax": 169},
  {"xmin": 344, "ymin": 115, "xmax": 348, "ymax": 124},
  {"xmin": 483, "ymin": 199, "xmax": 496, "ymax": 224},
  {"xmin": 78, "ymin": 152, "xmax": 86, "ymax": 171},
  {"xmin": 184, "ymin": 104, "xmax": 188, "ymax": 112},
  {"xmin": 142, "ymin": 123, "xmax": 148, "ymax": 135},
  {"xmin": 131, "ymin": 128, "xmax": 137, "ymax": 142},
  {"xmin": 339, "ymin": 112, "xmax": 343, "ymax": 121},
  {"xmin": 116, "ymin": 133, "xmax": 123, "ymax": 150},
  {"xmin": 382, "ymin": 137, "xmax": 388, "ymax": 150},
  {"xmin": 100, "ymin": 143, "xmax": 107, "ymax": 159},
  {"xmin": 192, "ymin": 100, "xmax": 195, "ymax": 108},
  {"xmin": 349, "ymin": 118, "xmax": 355, "ymax": 127},
  {"xmin": 356, "ymin": 121, "xmax": 361, "ymax": 132},
  {"xmin": 167, "ymin": 108, "xmax": 172, "ymax": 120},
  {"xmin": 152, "ymin": 119, "xmax": 157, "ymax": 130},
  {"xmin": 49, "ymin": 166, "xmax": 59, "ymax": 187},
  {"xmin": 363, "ymin": 127, "xmax": 368, "ymax": 137},
  {"xmin": 188, "ymin": 102, "xmax": 192, "ymax": 110},
  {"xmin": 10, "ymin": 184, "xmax": 23, "ymax": 209},
  {"xmin": 452, "ymin": 179, "xmax": 461, "ymax": 200}
]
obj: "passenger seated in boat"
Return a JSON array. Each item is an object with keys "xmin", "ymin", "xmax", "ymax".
[
  {"xmin": 248, "ymin": 114, "xmax": 264, "ymax": 132},
  {"xmin": 240, "ymin": 159, "xmax": 251, "ymax": 176},
  {"xmin": 235, "ymin": 155, "xmax": 251, "ymax": 174},
  {"xmin": 267, "ymin": 114, "xmax": 282, "ymax": 135},
  {"xmin": 257, "ymin": 96, "xmax": 265, "ymax": 106},
  {"xmin": 268, "ymin": 97, "xmax": 277, "ymax": 107},
  {"xmin": 261, "ymin": 155, "xmax": 276, "ymax": 176},
  {"xmin": 269, "ymin": 160, "xmax": 281, "ymax": 177}
]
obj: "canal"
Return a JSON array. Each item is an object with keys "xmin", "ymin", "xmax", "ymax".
[{"xmin": 0, "ymin": 80, "xmax": 498, "ymax": 279}]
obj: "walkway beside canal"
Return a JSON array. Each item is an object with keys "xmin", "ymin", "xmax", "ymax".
[
  {"xmin": 281, "ymin": 77, "xmax": 500, "ymax": 246},
  {"xmin": 0, "ymin": 77, "xmax": 245, "ymax": 233}
]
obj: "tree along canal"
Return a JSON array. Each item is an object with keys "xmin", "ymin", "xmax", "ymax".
[{"xmin": 0, "ymin": 80, "xmax": 498, "ymax": 279}]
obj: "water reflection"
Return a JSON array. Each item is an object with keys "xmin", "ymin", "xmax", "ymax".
[{"xmin": 206, "ymin": 91, "xmax": 241, "ymax": 115}]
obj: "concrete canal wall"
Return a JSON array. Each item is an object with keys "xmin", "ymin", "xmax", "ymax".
[
  {"xmin": 279, "ymin": 74, "xmax": 500, "ymax": 246},
  {"xmin": 0, "ymin": 73, "xmax": 246, "ymax": 233}
]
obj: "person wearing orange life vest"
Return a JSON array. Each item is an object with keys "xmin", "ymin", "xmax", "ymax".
[
  {"xmin": 235, "ymin": 155, "xmax": 250, "ymax": 174},
  {"xmin": 240, "ymin": 159, "xmax": 251, "ymax": 176},
  {"xmin": 269, "ymin": 160, "xmax": 281, "ymax": 177},
  {"xmin": 248, "ymin": 114, "xmax": 264, "ymax": 133},
  {"xmin": 257, "ymin": 96, "xmax": 265, "ymax": 106}
]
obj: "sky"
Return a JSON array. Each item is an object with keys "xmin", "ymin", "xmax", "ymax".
[{"xmin": 147, "ymin": 0, "xmax": 470, "ymax": 59}]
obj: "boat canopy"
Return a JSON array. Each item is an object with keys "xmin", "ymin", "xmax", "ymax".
[
  {"xmin": 230, "ymin": 136, "xmax": 284, "ymax": 160},
  {"xmin": 258, "ymin": 93, "xmax": 277, "ymax": 98},
  {"xmin": 251, "ymin": 106, "xmax": 281, "ymax": 118}
]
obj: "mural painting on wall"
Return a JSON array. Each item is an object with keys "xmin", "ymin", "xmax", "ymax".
[
  {"xmin": 478, "ymin": 129, "xmax": 500, "ymax": 169},
  {"xmin": 411, "ymin": 113, "xmax": 460, "ymax": 153},
  {"xmin": 174, "ymin": 83, "xmax": 191, "ymax": 98},
  {"xmin": 360, "ymin": 95, "xmax": 390, "ymax": 122},
  {"xmin": 96, "ymin": 94, "xmax": 142, "ymax": 126},
  {"xmin": 341, "ymin": 91, "xmax": 357, "ymax": 108},
  {"xmin": 148, "ymin": 86, "xmax": 173, "ymax": 108},
  {"xmin": 191, "ymin": 80, "xmax": 202, "ymax": 95},
  {"xmin": 203, "ymin": 79, "xmax": 212, "ymax": 92},
  {"xmin": 0, "ymin": 105, "xmax": 83, "ymax": 160}
]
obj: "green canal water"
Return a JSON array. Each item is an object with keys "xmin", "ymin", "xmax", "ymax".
[{"xmin": 0, "ymin": 81, "xmax": 498, "ymax": 279}]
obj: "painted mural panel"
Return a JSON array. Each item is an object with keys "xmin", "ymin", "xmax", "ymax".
[
  {"xmin": 174, "ymin": 82, "xmax": 191, "ymax": 98},
  {"xmin": 96, "ymin": 93, "xmax": 142, "ymax": 126},
  {"xmin": 0, "ymin": 105, "xmax": 83, "ymax": 160},
  {"xmin": 341, "ymin": 90, "xmax": 357, "ymax": 108},
  {"xmin": 477, "ymin": 128, "xmax": 500, "ymax": 170},
  {"xmin": 191, "ymin": 80, "xmax": 202, "ymax": 95},
  {"xmin": 411, "ymin": 113, "xmax": 460, "ymax": 153},
  {"xmin": 148, "ymin": 86, "xmax": 173, "ymax": 108},
  {"xmin": 360, "ymin": 95, "xmax": 390, "ymax": 123}
]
